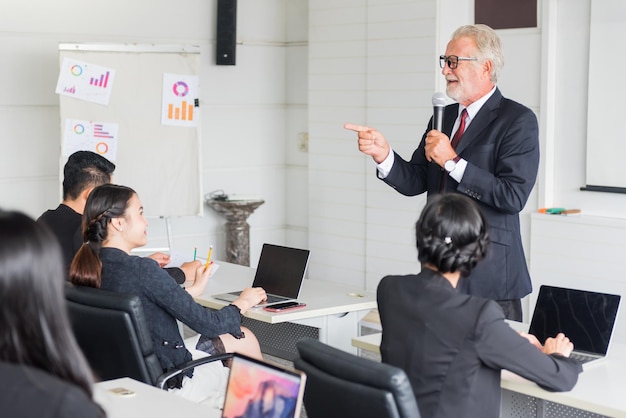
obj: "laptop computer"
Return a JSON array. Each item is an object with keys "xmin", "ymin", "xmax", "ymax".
[
  {"xmin": 212, "ymin": 243, "xmax": 310, "ymax": 307},
  {"xmin": 221, "ymin": 353, "xmax": 306, "ymax": 418},
  {"xmin": 528, "ymin": 285, "xmax": 621, "ymax": 365}
]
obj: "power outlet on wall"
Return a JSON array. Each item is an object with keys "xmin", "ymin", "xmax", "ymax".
[{"xmin": 298, "ymin": 132, "xmax": 309, "ymax": 152}]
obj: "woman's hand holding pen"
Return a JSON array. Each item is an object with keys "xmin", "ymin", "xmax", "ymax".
[
  {"xmin": 180, "ymin": 260, "xmax": 202, "ymax": 286},
  {"xmin": 184, "ymin": 261, "xmax": 213, "ymax": 298}
]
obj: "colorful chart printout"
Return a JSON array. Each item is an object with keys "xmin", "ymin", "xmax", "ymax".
[
  {"xmin": 55, "ymin": 58, "xmax": 116, "ymax": 105},
  {"xmin": 161, "ymin": 73, "xmax": 199, "ymax": 127},
  {"xmin": 63, "ymin": 118, "xmax": 119, "ymax": 161}
]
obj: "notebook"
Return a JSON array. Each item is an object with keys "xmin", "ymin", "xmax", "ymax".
[
  {"xmin": 528, "ymin": 285, "xmax": 621, "ymax": 365},
  {"xmin": 212, "ymin": 243, "xmax": 310, "ymax": 307},
  {"xmin": 221, "ymin": 353, "xmax": 306, "ymax": 418}
]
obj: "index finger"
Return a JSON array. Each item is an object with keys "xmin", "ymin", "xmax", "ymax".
[{"xmin": 344, "ymin": 123, "xmax": 371, "ymax": 133}]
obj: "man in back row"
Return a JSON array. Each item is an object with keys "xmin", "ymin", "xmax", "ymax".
[{"xmin": 38, "ymin": 151, "xmax": 195, "ymax": 284}]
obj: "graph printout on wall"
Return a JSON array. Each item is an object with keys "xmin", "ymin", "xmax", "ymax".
[{"xmin": 57, "ymin": 44, "xmax": 203, "ymax": 216}]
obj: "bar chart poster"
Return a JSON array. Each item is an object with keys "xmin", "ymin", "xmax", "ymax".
[
  {"xmin": 55, "ymin": 58, "xmax": 116, "ymax": 105},
  {"xmin": 161, "ymin": 73, "xmax": 198, "ymax": 127},
  {"xmin": 62, "ymin": 118, "xmax": 119, "ymax": 161}
]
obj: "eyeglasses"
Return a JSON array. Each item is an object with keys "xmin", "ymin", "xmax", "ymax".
[{"xmin": 439, "ymin": 55, "xmax": 478, "ymax": 69}]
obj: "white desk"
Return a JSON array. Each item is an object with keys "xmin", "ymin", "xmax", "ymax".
[
  {"xmin": 501, "ymin": 343, "xmax": 626, "ymax": 417},
  {"xmin": 94, "ymin": 378, "xmax": 220, "ymax": 418},
  {"xmin": 196, "ymin": 261, "xmax": 377, "ymax": 355},
  {"xmin": 351, "ymin": 332, "xmax": 626, "ymax": 417}
]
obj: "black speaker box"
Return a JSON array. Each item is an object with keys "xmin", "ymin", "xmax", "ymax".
[{"xmin": 216, "ymin": 0, "xmax": 237, "ymax": 65}]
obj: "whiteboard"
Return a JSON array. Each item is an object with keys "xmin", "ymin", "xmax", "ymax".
[
  {"xmin": 58, "ymin": 44, "xmax": 203, "ymax": 216},
  {"xmin": 585, "ymin": 1, "xmax": 626, "ymax": 193}
]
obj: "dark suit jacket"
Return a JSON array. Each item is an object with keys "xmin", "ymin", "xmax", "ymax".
[
  {"xmin": 382, "ymin": 88, "xmax": 539, "ymax": 300},
  {"xmin": 0, "ymin": 362, "xmax": 104, "ymax": 418},
  {"xmin": 377, "ymin": 269, "xmax": 582, "ymax": 418},
  {"xmin": 37, "ymin": 204, "xmax": 83, "ymax": 273}
]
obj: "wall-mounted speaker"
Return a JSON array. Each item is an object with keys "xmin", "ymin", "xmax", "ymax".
[{"xmin": 216, "ymin": 0, "xmax": 237, "ymax": 65}]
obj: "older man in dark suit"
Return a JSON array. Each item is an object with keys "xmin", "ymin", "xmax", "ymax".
[{"xmin": 346, "ymin": 24, "xmax": 539, "ymax": 321}]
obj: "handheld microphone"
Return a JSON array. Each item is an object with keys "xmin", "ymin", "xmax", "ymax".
[{"xmin": 432, "ymin": 92, "xmax": 446, "ymax": 131}]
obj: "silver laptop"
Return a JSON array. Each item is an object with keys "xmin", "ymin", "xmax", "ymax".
[
  {"xmin": 221, "ymin": 353, "xmax": 306, "ymax": 418},
  {"xmin": 528, "ymin": 285, "xmax": 621, "ymax": 364},
  {"xmin": 212, "ymin": 243, "xmax": 310, "ymax": 307}
]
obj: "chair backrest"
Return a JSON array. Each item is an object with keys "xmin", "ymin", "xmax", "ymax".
[
  {"xmin": 65, "ymin": 284, "xmax": 163, "ymax": 385},
  {"xmin": 294, "ymin": 338, "xmax": 420, "ymax": 418}
]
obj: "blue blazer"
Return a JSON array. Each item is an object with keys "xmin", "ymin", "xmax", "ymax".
[{"xmin": 382, "ymin": 88, "xmax": 540, "ymax": 300}]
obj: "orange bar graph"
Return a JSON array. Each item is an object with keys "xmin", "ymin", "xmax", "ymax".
[{"xmin": 167, "ymin": 102, "xmax": 195, "ymax": 121}]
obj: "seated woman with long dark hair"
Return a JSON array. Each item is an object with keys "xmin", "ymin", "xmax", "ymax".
[
  {"xmin": 69, "ymin": 183, "xmax": 267, "ymax": 404},
  {"xmin": 0, "ymin": 210, "xmax": 104, "ymax": 417}
]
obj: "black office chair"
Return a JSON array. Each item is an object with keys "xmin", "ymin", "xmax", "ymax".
[
  {"xmin": 294, "ymin": 338, "xmax": 420, "ymax": 418},
  {"xmin": 65, "ymin": 284, "xmax": 231, "ymax": 390}
]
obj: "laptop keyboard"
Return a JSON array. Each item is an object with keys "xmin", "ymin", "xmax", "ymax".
[
  {"xmin": 265, "ymin": 294, "xmax": 289, "ymax": 304},
  {"xmin": 569, "ymin": 352, "xmax": 599, "ymax": 364},
  {"xmin": 226, "ymin": 292, "xmax": 289, "ymax": 304}
]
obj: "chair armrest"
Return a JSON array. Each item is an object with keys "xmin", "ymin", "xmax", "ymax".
[{"xmin": 155, "ymin": 353, "xmax": 233, "ymax": 390}]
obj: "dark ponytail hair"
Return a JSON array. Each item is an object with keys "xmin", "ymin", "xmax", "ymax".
[
  {"xmin": 0, "ymin": 210, "xmax": 97, "ymax": 400},
  {"xmin": 415, "ymin": 194, "xmax": 490, "ymax": 277},
  {"xmin": 69, "ymin": 184, "xmax": 135, "ymax": 288}
]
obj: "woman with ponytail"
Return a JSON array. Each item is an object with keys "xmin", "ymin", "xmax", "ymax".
[
  {"xmin": 0, "ymin": 210, "xmax": 104, "ymax": 417},
  {"xmin": 70, "ymin": 184, "xmax": 266, "ymax": 404}
]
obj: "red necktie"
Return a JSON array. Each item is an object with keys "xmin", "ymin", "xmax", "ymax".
[
  {"xmin": 451, "ymin": 109, "xmax": 468, "ymax": 150},
  {"xmin": 440, "ymin": 109, "xmax": 468, "ymax": 192}
]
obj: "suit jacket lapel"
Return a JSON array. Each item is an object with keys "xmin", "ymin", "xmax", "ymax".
[{"xmin": 454, "ymin": 88, "xmax": 502, "ymax": 155}]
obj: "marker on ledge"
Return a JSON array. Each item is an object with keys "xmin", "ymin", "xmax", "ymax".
[
  {"xmin": 205, "ymin": 245, "xmax": 213, "ymax": 269},
  {"xmin": 193, "ymin": 246, "xmax": 197, "ymax": 261},
  {"xmin": 538, "ymin": 208, "xmax": 581, "ymax": 216}
]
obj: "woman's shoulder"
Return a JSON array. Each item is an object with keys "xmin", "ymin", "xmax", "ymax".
[
  {"xmin": 378, "ymin": 273, "xmax": 419, "ymax": 292},
  {"xmin": 101, "ymin": 247, "xmax": 160, "ymax": 271},
  {"xmin": 379, "ymin": 269, "xmax": 450, "ymax": 290}
]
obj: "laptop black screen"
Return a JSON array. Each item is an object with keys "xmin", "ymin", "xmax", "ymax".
[
  {"xmin": 252, "ymin": 244, "xmax": 310, "ymax": 298},
  {"xmin": 529, "ymin": 285, "xmax": 621, "ymax": 355}
]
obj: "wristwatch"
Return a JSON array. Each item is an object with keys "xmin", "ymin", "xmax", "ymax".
[{"xmin": 444, "ymin": 156, "xmax": 461, "ymax": 173}]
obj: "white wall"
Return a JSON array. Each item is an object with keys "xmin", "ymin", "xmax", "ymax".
[
  {"xmin": 307, "ymin": 0, "xmax": 542, "ymax": 291},
  {"xmin": 2, "ymin": 0, "xmax": 625, "ymax": 300},
  {"xmin": 529, "ymin": 213, "xmax": 626, "ymax": 344},
  {"xmin": 0, "ymin": 0, "xmax": 308, "ymax": 267},
  {"xmin": 529, "ymin": 0, "xmax": 626, "ymax": 339},
  {"xmin": 544, "ymin": 0, "xmax": 626, "ymax": 219}
]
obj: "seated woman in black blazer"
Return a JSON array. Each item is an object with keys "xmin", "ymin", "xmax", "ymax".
[
  {"xmin": 0, "ymin": 210, "xmax": 104, "ymax": 418},
  {"xmin": 377, "ymin": 194, "xmax": 583, "ymax": 418},
  {"xmin": 70, "ymin": 183, "xmax": 267, "ymax": 404}
]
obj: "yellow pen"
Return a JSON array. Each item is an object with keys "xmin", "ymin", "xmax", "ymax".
[{"xmin": 205, "ymin": 245, "xmax": 213, "ymax": 269}]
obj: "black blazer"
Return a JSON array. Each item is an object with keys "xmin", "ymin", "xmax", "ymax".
[
  {"xmin": 382, "ymin": 88, "xmax": 540, "ymax": 300},
  {"xmin": 377, "ymin": 269, "xmax": 582, "ymax": 418},
  {"xmin": 0, "ymin": 362, "xmax": 103, "ymax": 418}
]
